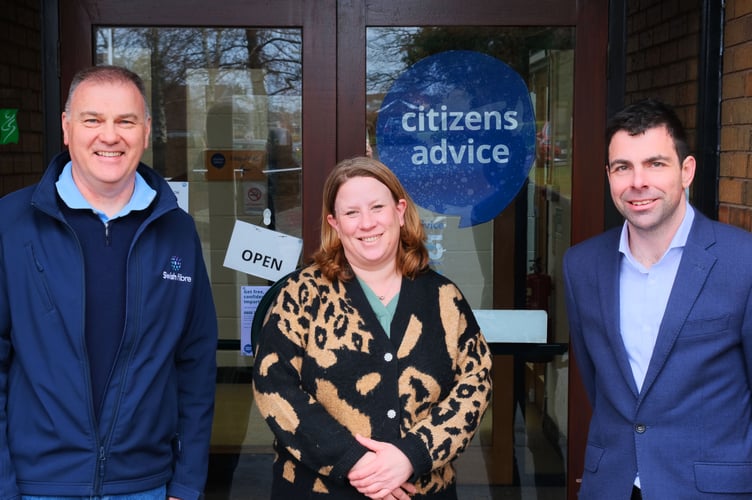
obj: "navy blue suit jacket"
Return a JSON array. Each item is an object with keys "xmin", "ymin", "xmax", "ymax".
[{"xmin": 564, "ymin": 209, "xmax": 752, "ymax": 499}]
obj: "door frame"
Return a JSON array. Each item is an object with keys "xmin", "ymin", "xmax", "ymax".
[
  {"xmin": 334, "ymin": 3, "xmax": 606, "ymax": 496},
  {"xmin": 58, "ymin": 1, "xmax": 608, "ymax": 496}
]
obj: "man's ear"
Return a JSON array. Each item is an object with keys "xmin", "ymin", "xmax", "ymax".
[
  {"xmin": 681, "ymin": 155, "xmax": 696, "ymax": 190},
  {"xmin": 61, "ymin": 112, "xmax": 70, "ymax": 146}
]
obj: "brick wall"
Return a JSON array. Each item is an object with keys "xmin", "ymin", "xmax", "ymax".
[
  {"xmin": 720, "ymin": 0, "xmax": 752, "ymax": 231},
  {"xmin": 0, "ymin": 0, "xmax": 43, "ymax": 198},
  {"xmin": 625, "ymin": 0, "xmax": 701, "ymax": 151},
  {"xmin": 625, "ymin": 0, "xmax": 752, "ymax": 232}
]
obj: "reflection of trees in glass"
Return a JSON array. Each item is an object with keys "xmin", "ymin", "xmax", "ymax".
[
  {"xmin": 95, "ymin": 27, "xmax": 301, "ymax": 175},
  {"xmin": 366, "ymin": 26, "xmax": 574, "ymax": 156},
  {"xmin": 367, "ymin": 27, "xmax": 574, "ymax": 93},
  {"xmin": 366, "ymin": 28, "xmax": 417, "ymax": 95},
  {"xmin": 403, "ymin": 27, "xmax": 574, "ymax": 76},
  {"xmin": 96, "ymin": 27, "xmax": 301, "ymax": 94}
]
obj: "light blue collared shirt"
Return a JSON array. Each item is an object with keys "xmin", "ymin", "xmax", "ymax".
[
  {"xmin": 618, "ymin": 203, "xmax": 694, "ymax": 393},
  {"xmin": 55, "ymin": 161, "xmax": 156, "ymax": 224},
  {"xmin": 619, "ymin": 203, "xmax": 694, "ymax": 489}
]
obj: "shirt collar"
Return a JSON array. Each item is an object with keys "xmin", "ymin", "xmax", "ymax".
[
  {"xmin": 55, "ymin": 161, "xmax": 156, "ymax": 223},
  {"xmin": 619, "ymin": 202, "xmax": 695, "ymax": 261}
]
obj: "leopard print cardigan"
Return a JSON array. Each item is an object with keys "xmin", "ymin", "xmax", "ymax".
[{"xmin": 252, "ymin": 265, "xmax": 493, "ymax": 498}]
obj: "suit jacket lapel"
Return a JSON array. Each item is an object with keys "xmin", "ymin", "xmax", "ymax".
[
  {"xmin": 639, "ymin": 213, "xmax": 717, "ymax": 400},
  {"xmin": 598, "ymin": 229, "xmax": 641, "ymax": 397}
]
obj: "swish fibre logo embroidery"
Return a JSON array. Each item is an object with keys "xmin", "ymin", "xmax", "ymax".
[
  {"xmin": 163, "ymin": 256, "xmax": 193, "ymax": 283},
  {"xmin": 170, "ymin": 256, "xmax": 182, "ymax": 272}
]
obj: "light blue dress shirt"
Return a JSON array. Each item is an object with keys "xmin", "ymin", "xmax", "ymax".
[
  {"xmin": 55, "ymin": 161, "xmax": 156, "ymax": 223},
  {"xmin": 618, "ymin": 203, "xmax": 694, "ymax": 393},
  {"xmin": 618, "ymin": 203, "xmax": 694, "ymax": 489}
]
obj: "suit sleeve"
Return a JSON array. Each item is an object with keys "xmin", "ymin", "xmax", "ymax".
[
  {"xmin": 741, "ymin": 279, "xmax": 752, "ymax": 392},
  {"xmin": 563, "ymin": 249, "xmax": 596, "ymax": 405}
]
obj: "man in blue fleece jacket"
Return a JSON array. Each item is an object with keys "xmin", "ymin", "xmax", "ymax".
[{"xmin": 0, "ymin": 65, "xmax": 217, "ymax": 500}]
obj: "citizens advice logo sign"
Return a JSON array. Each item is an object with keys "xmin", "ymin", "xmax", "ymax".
[{"xmin": 376, "ymin": 51, "xmax": 536, "ymax": 227}]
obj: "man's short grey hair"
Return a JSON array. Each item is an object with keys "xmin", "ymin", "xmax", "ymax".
[{"xmin": 64, "ymin": 65, "xmax": 150, "ymax": 119}]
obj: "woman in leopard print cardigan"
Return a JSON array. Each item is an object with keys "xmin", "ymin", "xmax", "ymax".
[{"xmin": 252, "ymin": 157, "xmax": 493, "ymax": 499}]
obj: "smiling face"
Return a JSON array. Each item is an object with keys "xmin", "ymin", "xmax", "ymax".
[
  {"xmin": 607, "ymin": 125, "xmax": 695, "ymax": 238},
  {"xmin": 326, "ymin": 176, "xmax": 407, "ymax": 273},
  {"xmin": 61, "ymin": 79, "xmax": 151, "ymax": 200}
]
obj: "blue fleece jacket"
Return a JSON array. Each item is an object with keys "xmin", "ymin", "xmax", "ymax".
[{"xmin": 0, "ymin": 152, "xmax": 218, "ymax": 500}]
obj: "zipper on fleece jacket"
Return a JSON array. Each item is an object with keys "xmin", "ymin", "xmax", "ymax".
[
  {"xmin": 95, "ymin": 446, "xmax": 107, "ymax": 493},
  {"xmin": 54, "ymin": 216, "xmax": 113, "ymax": 497}
]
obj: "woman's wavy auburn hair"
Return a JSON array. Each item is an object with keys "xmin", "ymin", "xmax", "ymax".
[{"xmin": 313, "ymin": 156, "xmax": 429, "ymax": 281}]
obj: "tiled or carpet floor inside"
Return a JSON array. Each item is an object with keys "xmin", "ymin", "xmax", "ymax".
[{"xmin": 206, "ymin": 383, "xmax": 565, "ymax": 499}]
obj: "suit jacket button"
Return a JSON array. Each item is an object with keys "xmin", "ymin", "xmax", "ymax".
[{"xmin": 635, "ymin": 424, "xmax": 646, "ymax": 433}]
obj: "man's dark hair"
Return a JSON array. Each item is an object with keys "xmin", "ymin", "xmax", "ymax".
[{"xmin": 605, "ymin": 98, "xmax": 690, "ymax": 163}]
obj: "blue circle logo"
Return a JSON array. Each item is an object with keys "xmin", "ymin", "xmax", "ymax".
[
  {"xmin": 210, "ymin": 153, "xmax": 226, "ymax": 169},
  {"xmin": 376, "ymin": 51, "xmax": 536, "ymax": 227}
]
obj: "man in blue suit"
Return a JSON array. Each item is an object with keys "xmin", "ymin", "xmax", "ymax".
[{"xmin": 564, "ymin": 99, "xmax": 752, "ymax": 499}]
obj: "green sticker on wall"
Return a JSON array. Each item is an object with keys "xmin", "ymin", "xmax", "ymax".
[{"xmin": 1, "ymin": 109, "xmax": 19, "ymax": 144}]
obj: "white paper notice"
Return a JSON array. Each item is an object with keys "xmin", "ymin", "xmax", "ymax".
[
  {"xmin": 223, "ymin": 220, "xmax": 303, "ymax": 281},
  {"xmin": 167, "ymin": 181, "xmax": 189, "ymax": 212},
  {"xmin": 240, "ymin": 285, "xmax": 271, "ymax": 356},
  {"xmin": 472, "ymin": 309, "xmax": 548, "ymax": 343}
]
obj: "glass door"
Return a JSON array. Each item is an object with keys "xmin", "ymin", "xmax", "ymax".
[{"xmin": 365, "ymin": 25, "xmax": 574, "ymax": 496}]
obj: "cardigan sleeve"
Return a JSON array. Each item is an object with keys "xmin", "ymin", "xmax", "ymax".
[
  {"xmin": 251, "ymin": 273, "xmax": 370, "ymax": 483},
  {"xmin": 395, "ymin": 283, "xmax": 493, "ymax": 477}
]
